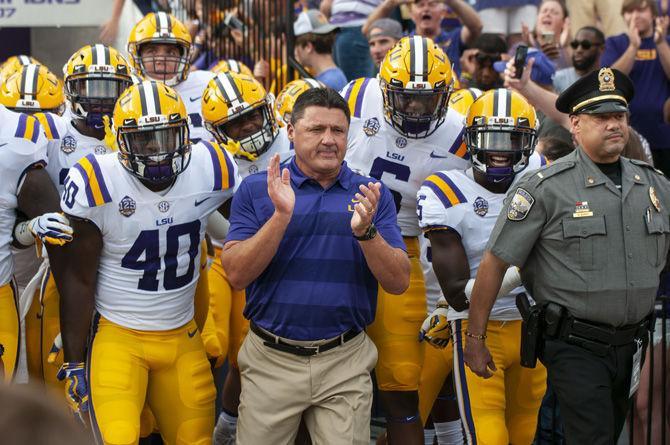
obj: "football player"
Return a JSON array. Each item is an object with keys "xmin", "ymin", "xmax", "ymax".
[
  {"xmin": 0, "ymin": 55, "xmax": 42, "ymax": 85},
  {"xmin": 417, "ymin": 89, "xmax": 548, "ymax": 444},
  {"xmin": 274, "ymin": 78, "xmax": 324, "ymax": 127},
  {"xmin": 56, "ymin": 81, "xmax": 239, "ymax": 444},
  {"xmin": 0, "ymin": 104, "xmax": 73, "ymax": 382},
  {"xmin": 14, "ymin": 46, "xmax": 134, "ymax": 391},
  {"xmin": 416, "ymin": 87, "xmax": 482, "ymax": 445},
  {"xmin": 128, "ymin": 12, "xmax": 212, "ymax": 143},
  {"xmin": 340, "ymin": 36, "xmax": 470, "ymax": 443},
  {"xmin": 200, "ymin": 71, "xmax": 295, "ymax": 445}
]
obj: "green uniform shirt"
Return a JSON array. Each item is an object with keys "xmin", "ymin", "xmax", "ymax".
[{"xmin": 487, "ymin": 148, "xmax": 670, "ymax": 327}]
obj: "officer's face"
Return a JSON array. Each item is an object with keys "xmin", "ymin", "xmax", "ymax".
[
  {"xmin": 288, "ymin": 105, "xmax": 349, "ymax": 178},
  {"xmin": 571, "ymin": 112, "xmax": 629, "ymax": 162}
]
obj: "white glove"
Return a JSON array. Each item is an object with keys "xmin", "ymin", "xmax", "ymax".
[
  {"xmin": 419, "ymin": 297, "xmax": 451, "ymax": 348},
  {"xmin": 26, "ymin": 213, "xmax": 73, "ymax": 246}
]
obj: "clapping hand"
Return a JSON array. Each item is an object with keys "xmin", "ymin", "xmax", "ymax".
[
  {"xmin": 267, "ymin": 154, "xmax": 295, "ymax": 219},
  {"xmin": 351, "ymin": 182, "xmax": 381, "ymax": 237},
  {"xmin": 655, "ymin": 16, "xmax": 669, "ymax": 45}
]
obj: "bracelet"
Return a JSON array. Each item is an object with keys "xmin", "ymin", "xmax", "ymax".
[{"xmin": 464, "ymin": 330, "xmax": 487, "ymax": 340}]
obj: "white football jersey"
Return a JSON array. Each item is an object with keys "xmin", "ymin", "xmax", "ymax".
[
  {"xmin": 42, "ymin": 112, "xmax": 112, "ymax": 193},
  {"xmin": 342, "ymin": 78, "xmax": 470, "ymax": 237},
  {"xmin": 0, "ymin": 105, "xmax": 48, "ymax": 286},
  {"xmin": 417, "ymin": 153, "xmax": 548, "ymax": 320},
  {"xmin": 61, "ymin": 140, "xmax": 239, "ymax": 330},
  {"xmin": 175, "ymin": 70, "xmax": 214, "ymax": 143}
]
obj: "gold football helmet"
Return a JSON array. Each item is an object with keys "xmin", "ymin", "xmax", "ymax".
[
  {"xmin": 378, "ymin": 36, "xmax": 454, "ymax": 138},
  {"xmin": 211, "ymin": 59, "xmax": 253, "ymax": 77},
  {"xmin": 202, "ymin": 72, "xmax": 279, "ymax": 159},
  {"xmin": 127, "ymin": 12, "xmax": 192, "ymax": 86},
  {"xmin": 448, "ymin": 88, "xmax": 483, "ymax": 117},
  {"xmin": 465, "ymin": 88, "xmax": 537, "ymax": 182},
  {"xmin": 0, "ymin": 64, "xmax": 64, "ymax": 114},
  {"xmin": 112, "ymin": 80, "xmax": 191, "ymax": 183},
  {"xmin": 0, "ymin": 55, "xmax": 42, "ymax": 84},
  {"xmin": 274, "ymin": 78, "xmax": 324, "ymax": 127},
  {"xmin": 64, "ymin": 44, "xmax": 133, "ymax": 128}
]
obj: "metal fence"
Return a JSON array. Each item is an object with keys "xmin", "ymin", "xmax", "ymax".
[{"xmin": 167, "ymin": 0, "xmax": 307, "ymax": 94}]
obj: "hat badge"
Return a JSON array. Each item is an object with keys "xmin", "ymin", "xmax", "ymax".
[{"xmin": 598, "ymin": 68, "xmax": 615, "ymax": 92}]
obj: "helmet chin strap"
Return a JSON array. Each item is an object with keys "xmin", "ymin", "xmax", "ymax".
[
  {"xmin": 85, "ymin": 112, "xmax": 107, "ymax": 130},
  {"xmin": 485, "ymin": 166, "xmax": 515, "ymax": 184}
]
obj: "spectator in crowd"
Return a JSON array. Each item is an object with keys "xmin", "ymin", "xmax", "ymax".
[
  {"xmin": 535, "ymin": 135, "xmax": 575, "ymax": 160},
  {"xmin": 367, "ymin": 18, "xmax": 403, "ymax": 68},
  {"xmin": 221, "ymin": 87, "xmax": 410, "ymax": 444},
  {"xmin": 475, "ymin": 0, "xmax": 539, "ymax": 47},
  {"xmin": 320, "ymin": 0, "xmax": 381, "ymax": 80},
  {"xmin": 467, "ymin": 33, "xmax": 508, "ymax": 90},
  {"xmin": 601, "ymin": 0, "xmax": 670, "ymax": 174},
  {"xmin": 294, "ymin": 10, "xmax": 349, "ymax": 91},
  {"xmin": 566, "ymin": 0, "xmax": 627, "ymax": 37},
  {"xmin": 553, "ymin": 26, "xmax": 605, "ymax": 93},
  {"xmin": 364, "ymin": 0, "xmax": 482, "ymax": 76},
  {"xmin": 523, "ymin": 0, "xmax": 571, "ymax": 69}
]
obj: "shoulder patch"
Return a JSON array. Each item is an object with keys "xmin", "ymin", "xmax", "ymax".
[
  {"xmin": 72, "ymin": 154, "xmax": 112, "ymax": 207},
  {"xmin": 343, "ymin": 77, "xmax": 371, "ymax": 118},
  {"xmin": 34, "ymin": 112, "xmax": 60, "ymax": 140},
  {"xmin": 446, "ymin": 128, "xmax": 469, "ymax": 159},
  {"xmin": 14, "ymin": 113, "xmax": 41, "ymax": 143},
  {"xmin": 422, "ymin": 172, "xmax": 467, "ymax": 209},
  {"xmin": 507, "ymin": 188, "xmax": 534, "ymax": 221},
  {"xmin": 202, "ymin": 140, "xmax": 236, "ymax": 191}
]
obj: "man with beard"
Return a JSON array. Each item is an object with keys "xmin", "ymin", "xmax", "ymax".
[
  {"xmin": 468, "ymin": 34, "xmax": 508, "ymax": 91},
  {"xmin": 553, "ymin": 26, "xmax": 606, "ymax": 93}
]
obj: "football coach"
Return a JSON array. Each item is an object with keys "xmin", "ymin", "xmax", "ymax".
[{"xmin": 221, "ymin": 87, "xmax": 410, "ymax": 444}]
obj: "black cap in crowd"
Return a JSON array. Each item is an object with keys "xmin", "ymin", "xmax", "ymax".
[{"xmin": 555, "ymin": 67, "xmax": 634, "ymax": 115}]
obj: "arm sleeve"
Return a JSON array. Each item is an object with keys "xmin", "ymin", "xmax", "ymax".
[
  {"xmin": 224, "ymin": 177, "xmax": 262, "ymax": 243},
  {"xmin": 373, "ymin": 184, "xmax": 406, "ymax": 251},
  {"xmin": 486, "ymin": 178, "xmax": 547, "ymax": 267}
]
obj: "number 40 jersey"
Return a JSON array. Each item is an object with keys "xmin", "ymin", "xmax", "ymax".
[
  {"xmin": 60, "ymin": 140, "xmax": 240, "ymax": 331},
  {"xmin": 342, "ymin": 78, "xmax": 470, "ymax": 237}
]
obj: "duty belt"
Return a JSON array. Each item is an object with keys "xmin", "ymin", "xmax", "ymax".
[
  {"xmin": 250, "ymin": 322, "xmax": 362, "ymax": 357},
  {"xmin": 555, "ymin": 316, "xmax": 650, "ymax": 356}
]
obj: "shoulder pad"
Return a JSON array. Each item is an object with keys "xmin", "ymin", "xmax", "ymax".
[
  {"xmin": 13, "ymin": 113, "xmax": 42, "ymax": 143},
  {"xmin": 342, "ymin": 77, "xmax": 374, "ymax": 119},
  {"xmin": 34, "ymin": 112, "xmax": 65, "ymax": 141},
  {"xmin": 422, "ymin": 171, "xmax": 468, "ymax": 209},
  {"xmin": 629, "ymin": 158, "xmax": 665, "ymax": 176},
  {"xmin": 199, "ymin": 140, "xmax": 237, "ymax": 191},
  {"xmin": 531, "ymin": 159, "xmax": 576, "ymax": 183},
  {"xmin": 71, "ymin": 154, "xmax": 113, "ymax": 207}
]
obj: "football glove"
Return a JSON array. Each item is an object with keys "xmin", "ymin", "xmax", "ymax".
[
  {"xmin": 102, "ymin": 115, "xmax": 118, "ymax": 151},
  {"xmin": 57, "ymin": 361, "xmax": 89, "ymax": 424},
  {"xmin": 419, "ymin": 297, "xmax": 451, "ymax": 348},
  {"xmin": 47, "ymin": 333, "xmax": 63, "ymax": 365},
  {"xmin": 27, "ymin": 213, "xmax": 73, "ymax": 246}
]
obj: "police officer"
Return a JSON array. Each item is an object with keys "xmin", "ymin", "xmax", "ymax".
[{"xmin": 462, "ymin": 67, "xmax": 670, "ymax": 444}]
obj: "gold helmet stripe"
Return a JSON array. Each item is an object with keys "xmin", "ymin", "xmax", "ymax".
[
  {"xmin": 228, "ymin": 59, "xmax": 240, "ymax": 73},
  {"xmin": 492, "ymin": 88, "xmax": 511, "ymax": 117},
  {"xmin": 409, "ymin": 36, "xmax": 427, "ymax": 83},
  {"xmin": 91, "ymin": 44, "xmax": 109, "ymax": 66},
  {"xmin": 138, "ymin": 81, "xmax": 162, "ymax": 116},
  {"xmin": 18, "ymin": 55, "xmax": 31, "ymax": 65},
  {"xmin": 20, "ymin": 64, "xmax": 39, "ymax": 100},
  {"xmin": 216, "ymin": 73, "xmax": 243, "ymax": 107},
  {"xmin": 305, "ymin": 78, "xmax": 321, "ymax": 88}
]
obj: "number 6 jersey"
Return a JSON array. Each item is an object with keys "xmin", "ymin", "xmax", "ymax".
[{"xmin": 61, "ymin": 140, "xmax": 239, "ymax": 331}]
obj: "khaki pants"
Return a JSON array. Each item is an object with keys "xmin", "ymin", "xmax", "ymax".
[{"xmin": 237, "ymin": 329, "xmax": 378, "ymax": 445}]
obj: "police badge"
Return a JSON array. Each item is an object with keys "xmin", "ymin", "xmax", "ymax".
[
  {"xmin": 363, "ymin": 117, "xmax": 380, "ymax": 137},
  {"xmin": 507, "ymin": 188, "xmax": 534, "ymax": 221},
  {"xmin": 473, "ymin": 196, "xmax": 488, "ymax": 217},
  {"xmin": 119, "ymin": 195, "xmax": 136, "ymax": 217},
  {"xmin": 60, "ymin": 136, "xmax": 77, "ymax": 154}
]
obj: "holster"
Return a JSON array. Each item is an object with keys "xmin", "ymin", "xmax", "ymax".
[{"xmin": 516, "ymin": 293, "xmax": 543, "ymax": 368}]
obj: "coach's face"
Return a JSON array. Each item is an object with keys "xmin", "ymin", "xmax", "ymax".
[{"xmin": 288, "ymin": 106, "xmax": 349, "ymax": 178}]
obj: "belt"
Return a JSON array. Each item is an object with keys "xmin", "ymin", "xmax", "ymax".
[
  {"xmin": 250, "ymin": 322, "xmax": 362, "ymax": 357},
  {"xmin": 555, "ymin": 316, "xmax": 650, "ymax": 356}
]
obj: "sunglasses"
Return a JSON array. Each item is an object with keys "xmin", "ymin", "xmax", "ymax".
[
  {"xmin": 570, "ymin": 40, "xmax": 601, "ymax": 50},
  {"xmin": 475, "ymin": 53, "xmax": 501, "ymax": 65}
]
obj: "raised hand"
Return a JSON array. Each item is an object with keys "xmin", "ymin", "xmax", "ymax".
[
  {"xmin": 655, "ymin": 16, "xmax": 669, "ymax": 45},
  {"xmin": 351, "ymin": 182, "xmax": 381, "ymax": 237},
  {"xmin": 267, "ymin": 154, "xmax": 295, "ymax": 219}
]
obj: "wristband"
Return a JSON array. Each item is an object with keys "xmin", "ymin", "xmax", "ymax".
[
  {"xmin": 464, "ymin": 330, "xmax": 487, "ymax": 340},
  {"xmin": 14, "ymin": 220, "xmax": 35, "ymax": 247}
]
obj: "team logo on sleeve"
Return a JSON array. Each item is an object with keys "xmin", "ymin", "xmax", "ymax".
[
  {"xmin": 60, "ymin": 136, "xmax": 77, "ymax": 154},
  {"xmin": 395, "ymin": 137, "xmax": 407, "ymax": 148},
  {"xmin": 507, "ymin": 188, "xmax": 534, "ymax": 221},
  {"xmin": 119, "ymin": 195, "xmax": 136, "ymax": 217},
  {"xmin": 473, "ymin": 196, "xmax": 489, "ymax": 217},
  {"xmin": 363, "ymin": 117, "xmax": 380, "ymax": 136}
]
